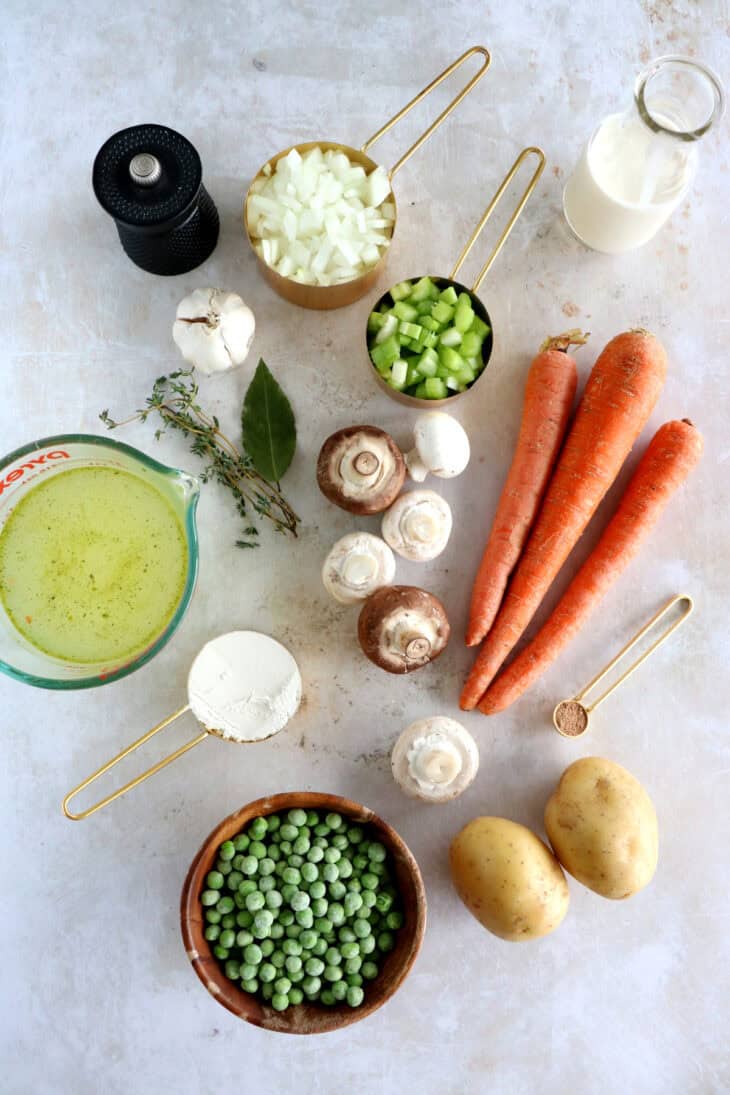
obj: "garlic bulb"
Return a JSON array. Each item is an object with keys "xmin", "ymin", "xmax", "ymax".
[
  {"xmin": 322, "ymin": 533, "xmax": 396, "ymax": 605},
  {"xmin": 381, "ymin": 490, "xmax": 452, "ymax": 561},
  {"xmin": 172, "ymin": 288, "xmax": 255, "ymax": 375},
  {"xmin": 405, "ymin": 412, "xmax": 471, "ymax": 482},
  {"xmin": 391, "ymin": 716, "xmax": 479, "ymax": 802}
]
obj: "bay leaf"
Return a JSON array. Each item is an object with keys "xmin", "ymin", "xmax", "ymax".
[{"xmin": 241, "ymin": 359, "xmax": 296, "ymax": 483}]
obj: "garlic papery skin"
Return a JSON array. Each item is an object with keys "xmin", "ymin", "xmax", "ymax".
[
  {"xmin": 172, "ymin": 288, "xmax": 255, "ymax": 375},
  {"xmin": 392, "ymin": 717, "xmax": 479, "ymax": 802},
  {"xmin": 405, "ymin": 411, "xmax": 471, "ymax": 482},
  {"xmin": 381, "ymin": 490, "xmax": 452, "ymax": 562},
  {"xmin": 322, "ymin": 533, "xmax": 395, "ymax": 605}
]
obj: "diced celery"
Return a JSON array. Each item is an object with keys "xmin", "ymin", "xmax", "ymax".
[
  {"xmin": 469, "ymin": 314, "xmax": 491, "ymax": 340},
  {"xmin": 439, "ymin": 327, "xmax": 462, "ymax": 348},
  {"xmin": 409, "ymin": 276, "xmax": 437, "ymax": 302},
  {"xmin": 367, "ymin": 311, "xmax": 386, "ymax": 333},
  {"xmin": 406, "ymin": 364, "xmax": 422, "ymax": 386},
  {"xmin": 456, "ymin": 366, "xmax": 476, "ymax": 386},
  {"xmin": 390, "ymin": 359, "xmax": 408, "ymax": 388},
  {"xmin": 418, "ymin": 355, "xmax": 438, "ymax": 378},
  {"xmin": 446, "ymin": 375, "xmax": 461, "ymax": 391},
  {"xmin": 370, "ymin": 335, "xmax": 400, "ymax": 369},
  {"xmin": 431, "ymin": 300, "xmax": 454, "ymax": 325},
  {"xmin": 389, "ymin": 280, "xmax": 412, "ymax": 302},
  {"xmin": 435, "ymin": 365, "xmax": 451, "ymax": 380},
  {"xmin": 460, "ymin": 330, "xmax": 483, "ymax": 358},
  {"xmin": 374, "ymin": 313, "xmax": 398, "ymax": 344},
  {"xmin": 439, "ymin": 285, "xmax": 458, "ymax": 305},
  {"xmin": 438, "ymin": 346, "xmax": 464, "ymax": 372},
  {"xmin": 420, "ymin": 315, "xmax": 440, "ymax": 332},
  {"xmin": 418, "ymin": 347, "xmax": 439, "ymax": 369},
  {"xmin": 393, "ymin": 300, "xmax": 418, "ymax": 322},
  {"xmin": 399, "ymin": 321, "xmax": 423, "ymax": 340},
  {"xmin": 454, "ymin": 295, "xmax": 475, "ymax": 333},
  {"xmin": 399, "ymin": 337, "xmax": 413, "ymax": 350},
  {"xmin": 415, "ymin": 300, "xmax": 433, "ymax": 315},
  {"xmin": 424, "ymin": 377, "xmax": 447, "ymax": 399},
  {"xmin": 422, "ymin": 331, "xmax": 439, "ymax": 348},
  {"xmin": 414, "ymin": 381, "xmax": 429, "ymax": 399},
  {"xmin": 378, "ymin": 301, "xmax": 389, "ymax": 313}
]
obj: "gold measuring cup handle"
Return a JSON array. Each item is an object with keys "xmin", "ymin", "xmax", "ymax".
[
  {"xmin": 361, "ymin": 45, "xmax": 490, "ymax": 178},
  {"xmin": 62, "ymin": 705, "xmax": 208, "ymax": 820},
  {"xmin": 575, "ymin": 593, "xmax": 694, "ymax": 716},
  {"xmin": 449, "ymin": 146, "xmax": 546, "ymax": 292}
]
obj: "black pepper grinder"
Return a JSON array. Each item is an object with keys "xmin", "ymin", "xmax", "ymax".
[{"xmin": 92, "ymin": 124, "xmax": 219, "ymax": 275}]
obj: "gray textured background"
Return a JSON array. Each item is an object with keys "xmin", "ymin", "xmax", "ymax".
[{"xmin": 2, "ymin": 2, "xmax": 728, "ymax": 1092}]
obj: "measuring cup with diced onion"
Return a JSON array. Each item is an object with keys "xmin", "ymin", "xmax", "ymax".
[
  {"xmin": 243, "ymin": 46, "xmax": 490, "ymax": 310},
  {"xmin": 62, "ymin": 631, "xmax": 302, "ymax": 820},
  {"xmin": 365, "ymin": 147, "xmax": 546, "ymax": 407}
]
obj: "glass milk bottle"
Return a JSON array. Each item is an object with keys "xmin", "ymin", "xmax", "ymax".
[{"xmin": 563, "ymin": 56, "xmax": 724, "ymax": 253}]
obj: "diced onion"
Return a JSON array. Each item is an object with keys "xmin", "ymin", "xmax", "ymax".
[{"xmin": 247, "ymin": 146, "xmax": 395, "ymax": 287}]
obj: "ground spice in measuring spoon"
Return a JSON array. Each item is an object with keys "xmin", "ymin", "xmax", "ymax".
[{"xmin": 554, "ymin": 700, "xmax": 589, "ymax": 737}]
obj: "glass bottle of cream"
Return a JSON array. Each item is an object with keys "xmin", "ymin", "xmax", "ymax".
[{"xmin": 563, "ymin": 56, "xmax": 724, "ymax": 254}]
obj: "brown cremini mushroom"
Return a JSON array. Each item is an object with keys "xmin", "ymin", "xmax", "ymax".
[
  {"xmin": 357, "ymin": 585, "xmax": 450, "ymax": 674},
  {"xmin": 317, "ymin": 425, "xmax": 406, "ymax": 515}
]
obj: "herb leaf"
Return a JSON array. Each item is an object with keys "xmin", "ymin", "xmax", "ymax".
[{"xmin": 242, "ymin": 359, "xmax": 296, "ymax": 484}]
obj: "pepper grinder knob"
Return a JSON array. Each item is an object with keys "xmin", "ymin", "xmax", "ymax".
[{"xmin": 129, "ymin": 153, "xmax": 161, "ymax": 186}]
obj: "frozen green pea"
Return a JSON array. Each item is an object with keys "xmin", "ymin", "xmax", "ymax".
[
  {"xmin": 369, "ymin": 862, "xmax": 387, "ymax": 878},
  {"xmin": 279, "ymin": 839, "xmax": 293, "ymax": 856},
  {"xmin": 244, "ymin": 943, "xmax": 263, "ymax": 965},
  {"xmin": 378, "ymin": 931, "xmax": 395, "ymax": 952},
  {"xmin": 280, "ymin": 884, "xmax": 297, "ymax": 903},
  {"xmin": 242, "ymin": 978, "xmax": 259, "ymax": 993},
  {"xmin": 206, "ymin": 871, "xmax": 224, "ymax": 890},
  {"xmin": 325, "ymin": 947, "xmax": 342, "ymax": 966},
  {"xmin": 216, "ymin": 859, "xmax": 232, "ymax": 875},
  {"xmin": 347, "ymin": 985, "xmax": 365, "ymax": 1007},
  {"xmin": 289, "ymin": 987, "xmax": 304, "ymax": 1005},
  {"xmin": 331, "ymin": 980, "xmax": 348, "ymax": 1001},
  {"xmin": 271, "ymin": 993, "xmax": 289, "ymax": 1011},
  {"xmin": 303, "ymin": 975, "xmax": 321, "ymax": 995},
  {"xmin": 347, "ymin": 973, "xmax": 363, "ymax": 987},
  {"xmin": 204, "ymin": 925, "xmax": 220, "ymax": 942},
  {"xmin": 386, "ymin": 911, "xmax": 403, "ymax": 930},
  {"xmin": 260, "ymin": 938, "xmax": 274, "ymax": 956},
  {"xmin": 265, "ymin": 889, "xmax": 283, "ymax": 910},
  {"xmin": 347, "ymin": 826, "xmax": 365, "ymax": 844},
  {"xmin": 223, "ymin": 959, "xmax": 240, "ymax": 979},
  {"xmin": 267, "ymin": 815, "xmax": 281, "ymax": 833},
  {"xmin": 324, "ymin": 847, "xmax": 341, "ymax": 864},
  {"xmin": 315, "ymin": 917, "xmax": 333, "ymax": 935},
  {"xmin": 306, "ymin": 846, "xmax": 324, "ymax": 864},
  {"xmin": 221, "ymin": 914, "xmax": 235, "ymax": 929},
  {"xmin": 356, "ymin": 904, "xmax": 372, "ymax": 920},
  {"xmin": 325, "ymin": 812, "xmax": 343, "ymax": 830},
  {"xmin": 314, "ymin": 823, "xmax": 330, "ymax": 837},
  {"xmin": 375, "ymin": 892, "xmax": 393, "ymax": 915},
  {"xmin": 296, "ymin": 907, "xmax": 314, "ymax": 928},
  {"xmin": 361, "ymin": 873, "xmax": 379, "ymax": 891},
  {"xmin": 219, "ymin": 930, "xmax": 235, "ymax": 949},
  {"xmin": 259, "ymin": 876, "xmax": 276, "ymax": 894},
  {"xmin": 205, "ymin": 909, "xmax": 221, "ymax": 924},
  {"xmin": 301, "ymin": 862, "xmax": 318, "ymax": 884},
  {"xmin": 367, "ymin": 841, "xmax": 387, "ymax": 863},
  {"xmin": 213, "ymin": 944, "xmax": 229, "ymax": 960},
  {"xmin": 238, "ymin": 879, "xmax": 257, "ymax": 896},
  {"xmin": 337, "ymin": 859, "xmax": 352, "ymax": 880},
  {"xmin": 340, "ymin": 941, "xmax": 359, "ymax": 959},
  {"xmin": 249, "ymin": 841, "xmax": 267, "ymax": 860},
  {"xmin": 361, "ymin": 889, "xmax": 377, "ymax": 908},
  {"xmin": 270, "ymin": 922, "xmax": 285, "ymax": 940},
  {"xmin": 249, "ymin": 817, "xmax": 268, "ymax": 840},
  {"xmin": 311, "ymin": 898, "xmax": 328, "ymax": 918},
  {"xmin": 331, "ymin": 833, "xmax": 349, "ymax": 850},
  {"xmin": 216, "ymin": 896, "xmax": 235, "ymax": 915},
  {"xmin": 244, "ymin": 891, "xmax": 265, "ymax": 912},
  {"xmin": 252, "ymin": 922, "xmax": 271, "ymax": 940},
  {"xmin": 254, "ymin": 911, "xmax": 274, "ymax": 934},
  {"xmin": 353, "ymin": 855, "xmax": 368, "ymax": 872},
  {"xmin": 285, "ymin": 955, "xmax": 302, "ymax": 974},
  {"xmin": 313, "ymin": 836, "xmax": 328, "ymax": 849},
  {"xmin": 282, "ymin": 866, "xmax": 301, "ymax": 886},
  {"xmin": 323, "ymin": 965, "xmax": 343, "ymax": 982},
  {"xmin": 232, "ymin": 855, "xmax": 246, "ymax": 871},
  {"xmin": 320, "ymin": 989, "xmax": 335, "ymax": 1006},
  {"xmin": 348, "ymin": 878, "xmax": 362, "ymax": 893},
  {"xmin": 305, "ymin": 956, "xmax": 324, "ymax": 976},
  {"xmin": 282, "ymin": 938, "xmax": 302, "ymax": 956},
  {"xmin": 299, "ymin": 929, "xmax": 318, "ymax": 950},
  {"xmin": 344, "ymin": 892, "xmax": 363, "ymax": 916},
  {"xmin": 309, "ymin": 880, "xmax": 325, "ymax": 900},
  {"xmin": 268, "ymin": 844, "xmax": 281, "ymax": 862},
  {"xmin": 293, "ymin": 835, "xmax": 311, "ymax": 855},
  {"xmin": 261, "ymin": 982, "xmax": 274, "ymax": 1001},
  {"xmin": 236, "ymin": 910, "xmax": 254, "ymax": 928},
  {"xmin": 328, "ymin": 902, "xmax": 345, "ymax": 927},
  {"xmin": 287, "ymin": 808, "xmax": 307, "ymax": 827},
  {"xmin": 271, "ymin": 951, "xmax": 286, "ymax": 969},
  {"xmin": 361, "ymin": 960, "xmax": 378, "ymax": 980},
  {"xmin": 241, "ymin": 856, "xmax": 258, "ymax": 876},
  {"xmin": 227, "ymin": 871, "xmax": 244, "ymax": 892},
  {"xmin": 322, "ymin": 862, "xmax": 339, "ymax": 883},
  {"xmin": 258, "ymin": 858, "xmax": 276, "ymax": 877},
  {"xmin": 286, "ymin": 924, "xmax": 302, "ymax": 938},
  {"xmin": 305, "ymin": 810, "xmax": 319, "ymax": 826},
  {"xmin": 288, "ymin": 854, "xmax": 304, "ymax": 869},
  {"xmin": 201, "ymin": 890, "xmax": 219, "ymax": 907},
  {"xmin": 233, "ymin": 893, "xmax": 246, "ymax": 910},
  {"xmin": 329, "ymin": 880, "xmax": 347, "ymax": 901},
  {"xmin": 312, "ymin": 938, "xmax": 328, "ymax": 957},
  {"xmin": 359, "ymin": 935, "xmax": 376, "ymax": 955},
  {"xmin": 259, "ymin": 962, "xmax": 276, "ymax": 983},
  {"xmin": 274, "ymin": 976, "xmax": 292, "ymax": 995},
  {"xmin": 219, "ymin": 840, "xmax": 236, "ymax": 861},
  {"xmin": 236, "ymin": 929, "xmax": 253, "ymax": 947},
  {"xmin": 279, "ymin": 909, "xmax": 295, "ymax": 927},
  {"xmin": 344, "ymin": 956, "xmax": 362, "ymax": 975},
  {"xmin": 338, "ymin": 925, "xmax": 356, "ymax": 943},
  {"xmin": 239, "ymin": 962, "xmax": 257, "ymax": 981},
  {"xmin": 233, "ymin": 833, "xmax": 250, "ymax": 852},
  {"xmin": 353, "ymin": 919, "xmax": 371, "ymax": 939},
  {"xmin": 280, "ymin": 823, "xmax": 298, "ymax": 842}
]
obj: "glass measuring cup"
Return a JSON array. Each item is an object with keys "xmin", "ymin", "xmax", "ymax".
[
  {"xmin": 242, "ymin": 46, "xmax": 490, "ymax": 310},
  {"xmin": 0, "ymin": 434, "xmax": 199, "ymax": 690},
  {"xmin": 553, "ymin": 594, "xmax": 693, "ymax": 737},
  {"xmin": 365, "ymin": 146, "xmax": 545, "ymax": 407},
  {"xmin": 62, "ymin": 631, "xmax": 302, "ymax": 820}
]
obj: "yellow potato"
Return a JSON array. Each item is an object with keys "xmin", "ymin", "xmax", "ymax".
[
  {"xmin": 544, "ymin": 757, "xmax": 658, "ymax": 900},
  {"xmin": 449, "ymin": 816, "xmax": 569, "ymax": 941}
]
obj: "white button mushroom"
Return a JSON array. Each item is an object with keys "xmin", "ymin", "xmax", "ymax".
[
  {"xmin": 322, "ymin": 532, "xmax": 396, "ymax": 605},
  {"xmin": 405, "ymin": 411, "xmax": 471, "ymax": 482},
  {"xmin": 172, "ymin": 288, "xmax": 256, "ymax": 375},
  {"xmin": 391, "ymin": 716, "xmax": 479, "ymax": 802},
  {"xmin": 381, "ymin": 489, "xmax": 452, "ymax": 562},
  {"xmin": 357, "ymin": 585, "xmax": 450, "ymax": 673},
  {"xmin": 317, "ymin": 426, "xmax": 406, "ymax": 514}
]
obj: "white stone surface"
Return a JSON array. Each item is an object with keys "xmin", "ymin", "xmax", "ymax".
[{"xmin": 2, "ymin": 2, "xmax": 729, "ymax": 1093}]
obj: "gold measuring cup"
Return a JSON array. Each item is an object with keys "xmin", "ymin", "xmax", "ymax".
[
  {"xmin": 553, "ymin": 594, "xmax": 694, "ymax": 738},
  {"xmin": 62, "ymin": 632, "xmax": 301, "ymax": 820},
  {"xmin": 242, "ymin": 46, "xmax": 490, "ymax": 310},
  {"xmin": 366, "ymin": 145, "xmax": 546, "ymax": 407}
]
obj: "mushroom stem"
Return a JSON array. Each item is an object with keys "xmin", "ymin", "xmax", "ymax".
[
  {"xmin": 404, "ymin": 635, "xmax": 432, "ymax": 660},
  {"xmin": 404, "ymin": 447, "xmax": 429, "ymax": 482},
  {"xmin": 353, "ymin": 450, "xmax": 380, "ymax": 476},
  {"xmin": 410, "ymin": 737, "xmax": 463, "ymax": 786}
]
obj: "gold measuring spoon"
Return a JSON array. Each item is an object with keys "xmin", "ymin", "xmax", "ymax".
[
  {"xmin": 553, "ymin": 594, "xmax": 694, "ymax": 738},
  {"xmin": 62, "ymin": 632, "xmax": 301, "ymax": 820}
]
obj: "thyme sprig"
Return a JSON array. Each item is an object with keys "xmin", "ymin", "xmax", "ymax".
[{"xmin": 100, "ymin": 371, "xmax": 299, "ymax": 546}]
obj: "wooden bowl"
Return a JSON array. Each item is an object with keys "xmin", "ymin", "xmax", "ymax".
[{"xmin": 180, "ymin": 791, "xmax": 427, "ymax": 1035}]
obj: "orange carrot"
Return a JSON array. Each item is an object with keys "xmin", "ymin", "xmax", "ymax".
[
  {"xmin": 479, "ymin": 419, "xmax": 703, "ymax": 713},
  {"xmin": 460, "ymin": 329, "xmax": 667, "ymax": 710},
  {"xmin": 465, "ymin": 331, "xmax": 583, "ymax": 647}
]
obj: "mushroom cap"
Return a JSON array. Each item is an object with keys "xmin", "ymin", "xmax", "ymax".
[
  {"xmin": 317, "ymin": 425, "xmax": 406, "ymax": 515},
  {"xmin": 381, "ymin": 489, "xmax": 452, "ymax": 562},
  {"xmin": 357, "ymin": 585, "xmax": 450, "ymax": 674},
  {"xmin": 322, "ymin": 532, "xmax": 396, "ymax": 605},
  {"xmin": 408, "ymin": 411, "xmax": 470, "ymax": 480},
  {"xmin": 391, "ymin": 716, "xmax": 479, "ymax": 802}
]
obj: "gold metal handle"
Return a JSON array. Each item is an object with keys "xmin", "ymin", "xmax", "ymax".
[
  {"xmin": 62, "ymin": 705, "xmax": 209, "ymax": 820},
  {"xmin": 361, "ymin": 45, "xmax": 490, "ymax": 178},
  {"xmin": 576, "ymin": 594, "xmax": 694, "ymax": 714},
  {"xmin": 450, "ymin": 146, "xmax": 546, "ymax": 292}
]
